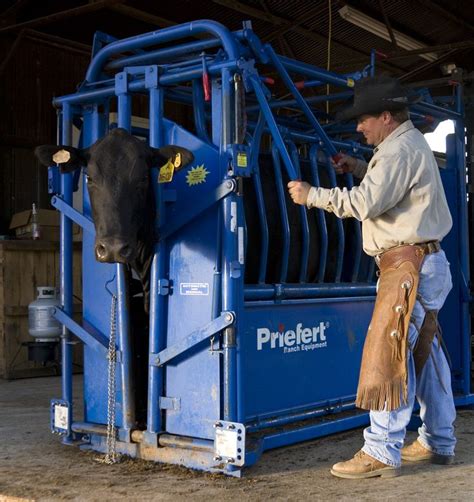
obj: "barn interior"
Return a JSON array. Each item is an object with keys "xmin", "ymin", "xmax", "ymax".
[{"xmin": 1, "ymin": 0, "xmax": 474, "ymax": 494}]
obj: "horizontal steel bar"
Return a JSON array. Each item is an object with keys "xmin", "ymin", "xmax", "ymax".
[
  {"xmin": 244, "ymin": 283, "xmax": 376, "ymax": 300},
  {"xmin": 260, "ymin": 411, "xmax": 370, "ymax": 452},
  {"xmin": 51, "ymin": 195, "xmax": 95, "ymax": 235},
  {"xmin": 53, "ymin": 307, "xmax": 110, "ymax": 349},
  {"xmin": 150, "ymin": 312, "xmax": 234, "ymax": 367}
]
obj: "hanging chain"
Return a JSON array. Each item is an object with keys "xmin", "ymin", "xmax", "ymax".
[{"xmin": 102, "ymin": 293, "xmax": 118, "ymax": 464}]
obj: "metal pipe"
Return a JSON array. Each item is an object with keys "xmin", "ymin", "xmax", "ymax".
[
  {"xmin": 309, "ymin": 145, "xmax": 328, "ymax": 282},
  {"xmin": 288, "ymin": 142, "xmax": 310, "ymax": 282},
  {"xmin": 271, "ymin": 144, "xmax": 291, "ymax": 283},
  {"xmin": 266, "ymin": 45, "xmax": 340, "ymax": 160},
  {"xmin": 320, "ymin": 157, "xmax": 344, "ymax": 282},
  {"xmin": 116, "ymin": 76, "xmax": 135, "ymax": 432},
  {"xmin": 86, "ymin": 20, "xmax": 240, "ymax": 83},
  {"xmin": 192, "ymin": 79, "xmax": 211, "ymax": 143},
  {"xmin": 60, "ymin": 103, "xmax": 74, "ymax": 443},
  {"xmin": 106, "ymin": 38, "xmax": 223, "ymax": 70},
  {"xmin": 244, "ymin": 283, "xmax": 376, "ymax": 300},
  {"xmin": 249, "ymin": 75, "xmax": 298, "ymax": 180},
  {"xmin": 147, "ymin": 82, "xmax": 165, "ymax": 434},
  {"xmin": 343, "ymin": 173, "xmax": 362, "ymax": 282},
  {"xmin": 246, "ymin": 400, "xmax": 357, "ymax": 432},
  {"xmin": 249, "ymin": 113, "xmax": 269, "ymax": 283}
]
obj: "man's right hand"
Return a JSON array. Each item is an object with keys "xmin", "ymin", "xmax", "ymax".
[{"xmin": 332, "ymin": 154, "xmax": 357, "ymax": 175}]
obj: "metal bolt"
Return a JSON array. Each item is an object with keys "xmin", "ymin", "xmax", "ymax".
[
  {"xmin": 401, "ymin": 281, "xmax": 411, "ymax": 289},
  {"xmin": 390, "ymin": 330, "xmax": 398, "ymax": 338},
  {"xmin": 149, "ymin": 67, "xmax": 154, "ymax": 72},
  {"xmin": 155, "ymin": 357, "xmax": 160, "ymax": 364},
  {"xmin": 394, "ymin": 305, "xmax": 403, "ymax": 313},
  {"xmin": 226, "ymin": 458, "xmax": 235, "ymax": 464},
  {"xmin": 225, "ymin": 313, "xmax": 233, "ymax": 323},
  {"xmin": 213, "ymin": 455, "xmax": 222, "ymax": 462},
  {"xmin": 226, "ymin": 180, "xmax": 233, "ymax": 189},
  {"xmin": 228, "ymin": 424, "xmax": 236, "ymax": 430},
  {"xmin": 214, "ymin": 422, "xmax": 223, "ymax": 428}
]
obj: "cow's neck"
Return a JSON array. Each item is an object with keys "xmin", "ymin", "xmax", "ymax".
[{"xmin": 132, "ymin": 183, "xmax": 156, "ymax": 312}]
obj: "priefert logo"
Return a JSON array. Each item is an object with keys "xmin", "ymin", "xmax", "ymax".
[{"xmin": 257, "ymin": 322, "xmax": 329, "ymax": 354}]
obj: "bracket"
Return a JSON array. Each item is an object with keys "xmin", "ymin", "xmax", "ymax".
[{"xmin": 213, "ymin": 420, "xmax": 246, "ymax": 467}]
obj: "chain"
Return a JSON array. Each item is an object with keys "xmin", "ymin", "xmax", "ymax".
[{"xmin": 103, "ymin": 293, "xmax": 118, "ymax": 464}]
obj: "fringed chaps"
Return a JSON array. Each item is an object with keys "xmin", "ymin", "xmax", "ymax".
[{"xmin": 355, "ymin": 245, "xmax": 425, "ymax": 411}]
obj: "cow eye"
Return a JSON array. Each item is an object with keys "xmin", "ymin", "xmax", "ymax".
[{"xmin": 85, "ymin": 174, "xmax": 94, "ymax": 185}]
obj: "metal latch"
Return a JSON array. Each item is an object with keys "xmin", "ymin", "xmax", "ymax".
[{"xmin": 213, "ymin": 420, "xmax": 245, "ymax": 467}]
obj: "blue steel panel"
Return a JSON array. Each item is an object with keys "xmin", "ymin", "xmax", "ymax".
[
  {"xmin": 160, "ymin": 119, "xmax": 221, "ymax": 440},
  {"xmin": 240, "ymin": 298, "xmax": 374, "ymax": 421}
]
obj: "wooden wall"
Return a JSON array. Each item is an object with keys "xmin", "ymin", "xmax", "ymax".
[{"xmin": 0, "ymin": 241, "xmax": 82, "ymax": 379}]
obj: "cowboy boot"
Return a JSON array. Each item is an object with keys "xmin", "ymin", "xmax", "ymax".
[
  {"xmin": 401, "ymin": 439, "xmax": 454, "ymax": 465},
  {"xmin": 330, "ymin": 450, "xmax": 400, "ymax": 479}
]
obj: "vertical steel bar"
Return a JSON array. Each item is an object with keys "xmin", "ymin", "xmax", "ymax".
[
  {"xmin": 115, "ymin": 75, "xmax": 135, "ymax": 431},
  {"xmin": 60, "ymin": 102, "xmax": 74, "ymax": 442},
  {"xmin": 320, "ymin": 154, "xmax": 344, "ymax": 282},
  {"xmin": 343, "ymin": 173, "xmax": 362, "ymax": 282},
  {"xmin": 453, "ymin": 83, "xmax": 471, "ymax": 395},
  {"xmin": 309, "ymin": 145, "xmax": 328, "ymax": 282},
  {"xmin": 271, "ymin": 143, "xmax": 291, "ymax": 283},
  {"xmin": 288, "ymin": 142, "xmax": 309, "ymax": 282},
  {"xmin": 147, "ymin": 80, "xmax": 165, "ymax": 434},
  {"xmin": 249, "ymin": 112, "xmax": 269, "ymax": 283}
]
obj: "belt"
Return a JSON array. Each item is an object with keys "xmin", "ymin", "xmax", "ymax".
[{"xmin": 375, "ymin": 240, "xmax": 441, "ymax": 269}]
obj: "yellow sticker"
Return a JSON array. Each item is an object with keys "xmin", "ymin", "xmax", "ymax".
[
  {"xmin": 158, "ymin": 159, "xmax": 175, "ymax": 183},
  {"xmin": 186, "ymin": 164, "xmax": 209, "ymax": 186},
  {"xmin": 237, "ymin": 152, "xmax": 248, "ymax": 168},
  {"xmin": 173, "ymin": 152, "xmax": 182, "ymax": 168},
  {"xmin": 347, "ymin": 78, "xmax": 355, "ymax": 88}
]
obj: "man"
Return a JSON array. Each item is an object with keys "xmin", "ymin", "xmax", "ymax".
[{"xmin": 288, "ymin": 76, "xmax": 456, "ymax": 479}]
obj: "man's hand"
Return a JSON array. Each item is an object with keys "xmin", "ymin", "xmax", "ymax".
[
  {"xmin": 288, "ymin": 180, "xmax": 311, "ymax": 205},
  {"xmin": 332, "ymin": 154, "xmax": 357, "ymax": 175}
]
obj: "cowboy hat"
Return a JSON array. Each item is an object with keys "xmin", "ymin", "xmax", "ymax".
[{"xmin": 336, "ymin": 75, "xmax": 420, "ymax": 121}]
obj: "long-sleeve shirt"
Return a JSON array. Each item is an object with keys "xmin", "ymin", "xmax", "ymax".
[{"xmin": 306, "ymin": 120, "xmax": 453, "ymax": 256}]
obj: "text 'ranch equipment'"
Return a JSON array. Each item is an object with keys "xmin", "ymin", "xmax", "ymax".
[{"xmin": 46, "ymin": 20, "xmax": 473, "ymax": 476}]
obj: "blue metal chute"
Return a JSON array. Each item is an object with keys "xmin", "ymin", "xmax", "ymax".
[{"xmin": 47, "ymin": 19, "xmax": 473, "ymax": 476}]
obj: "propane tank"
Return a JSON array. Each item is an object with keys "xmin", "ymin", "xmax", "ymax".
[{"xmin": 28, "ymin": 286, "xmax": 61, "ymax": 341}]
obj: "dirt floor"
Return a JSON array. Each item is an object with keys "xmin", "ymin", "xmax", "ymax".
[{"xmin": 0, "ymin": 376, "xmax": 473, "ymax": 501}]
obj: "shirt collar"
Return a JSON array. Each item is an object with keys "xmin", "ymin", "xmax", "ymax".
[{"xmin": 373, "ymin": 120, "xmax": 414, "ymax": 154}]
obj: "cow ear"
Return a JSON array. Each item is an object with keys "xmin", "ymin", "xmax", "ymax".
[
  {"xmin": 149, "ymin": 146, "xmax": 194, "ymax": 172},
  {"xmin": 34, "ymin": 145, "xmax": 89, "ymax": 174}
]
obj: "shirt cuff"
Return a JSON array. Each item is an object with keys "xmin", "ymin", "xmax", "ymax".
[
  {"xmin": 352, "ymin": 158, "xmax": 368, "ymax": 179},
  {"xmin": 306, "ymin": 186, "xmax": 331, "ymax": 209}
]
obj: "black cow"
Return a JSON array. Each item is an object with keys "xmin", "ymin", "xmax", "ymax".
[{"xmin": 35, "ymin": 128, "xmax": 194, "ymax": 310}]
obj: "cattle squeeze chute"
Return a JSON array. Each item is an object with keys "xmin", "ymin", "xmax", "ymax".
[{"xmin": 45, "ymin": 20, "xmax": 473, "ymax": 476}]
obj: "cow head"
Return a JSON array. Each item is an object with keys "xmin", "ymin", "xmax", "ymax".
[{"xmin": 35, "ymin": 128, "xmax": 194, "ymax": 264}]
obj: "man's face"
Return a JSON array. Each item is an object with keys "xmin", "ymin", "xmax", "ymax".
[{"xmin": 356, "ymin": 113, "xmax": 388, "ymax": 146}]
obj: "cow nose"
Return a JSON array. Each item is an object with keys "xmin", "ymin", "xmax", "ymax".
[
  {"xmin": 119, "ymin": 244, "xmax": 133, "ymax": 260},
  {"xmin": 95, "ymin": 242, "xmax": 111, "ymax": 261}
]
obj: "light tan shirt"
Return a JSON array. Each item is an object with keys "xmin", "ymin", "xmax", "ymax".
[{"xmin": 306, "ymin": 120, "xmax": 453, "ymax": 256}]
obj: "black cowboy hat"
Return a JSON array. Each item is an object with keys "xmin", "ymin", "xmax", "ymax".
[{"xmin": 336, "ymin": 75, "xmax": 420, "ymax": 121}]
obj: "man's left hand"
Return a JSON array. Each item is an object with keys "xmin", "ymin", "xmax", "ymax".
[{"xmin": 288, "ymin": 180, "xmax": 311, "ymax": 205}]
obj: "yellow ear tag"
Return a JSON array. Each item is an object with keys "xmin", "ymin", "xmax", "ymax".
[
  {"xmin": 52, "ymin": 149, "xmax": 71, "ymax": 163},
  {"xmin": 158, "ymin": 159, "xmax": 175, "ymax": 183},
  {"xmin": 173, "ymin": 152, "xmax": 182, "ymax": 169}
]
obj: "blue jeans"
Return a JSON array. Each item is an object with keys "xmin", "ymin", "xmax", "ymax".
[{"xmin": 362, "ymin": 250, "xmax": 456, "ymax": 467}]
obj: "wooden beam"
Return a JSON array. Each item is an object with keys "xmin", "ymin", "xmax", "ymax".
[
  {"xmin": 211, "ymin": 0, "xmax": 402, "ymax": 72},
  {"xmin": 110, "ymin": 4, "xmax": 177, "ymax": 29},
  {"xmin": 0, "ymin": 0, "xmax": 124, "ymax": 34}
]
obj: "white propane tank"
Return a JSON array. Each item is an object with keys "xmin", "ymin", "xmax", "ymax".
[{"xmin": 28, "ymin": 287, "xmax": 61, "ymax": 341}]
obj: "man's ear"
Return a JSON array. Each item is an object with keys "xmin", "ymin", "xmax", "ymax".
[
  {"xmin": 149, "ymin": 145, "xmax": 194, "ymax": 172},
  {"xmin": 34, "ymin": 145, "xmax": 89, "ymax": 173}
]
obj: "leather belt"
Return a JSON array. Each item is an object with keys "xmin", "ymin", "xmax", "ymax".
[{"xmin": 375, "ymin": 240, "xmax": 441, "ymax": 269}]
